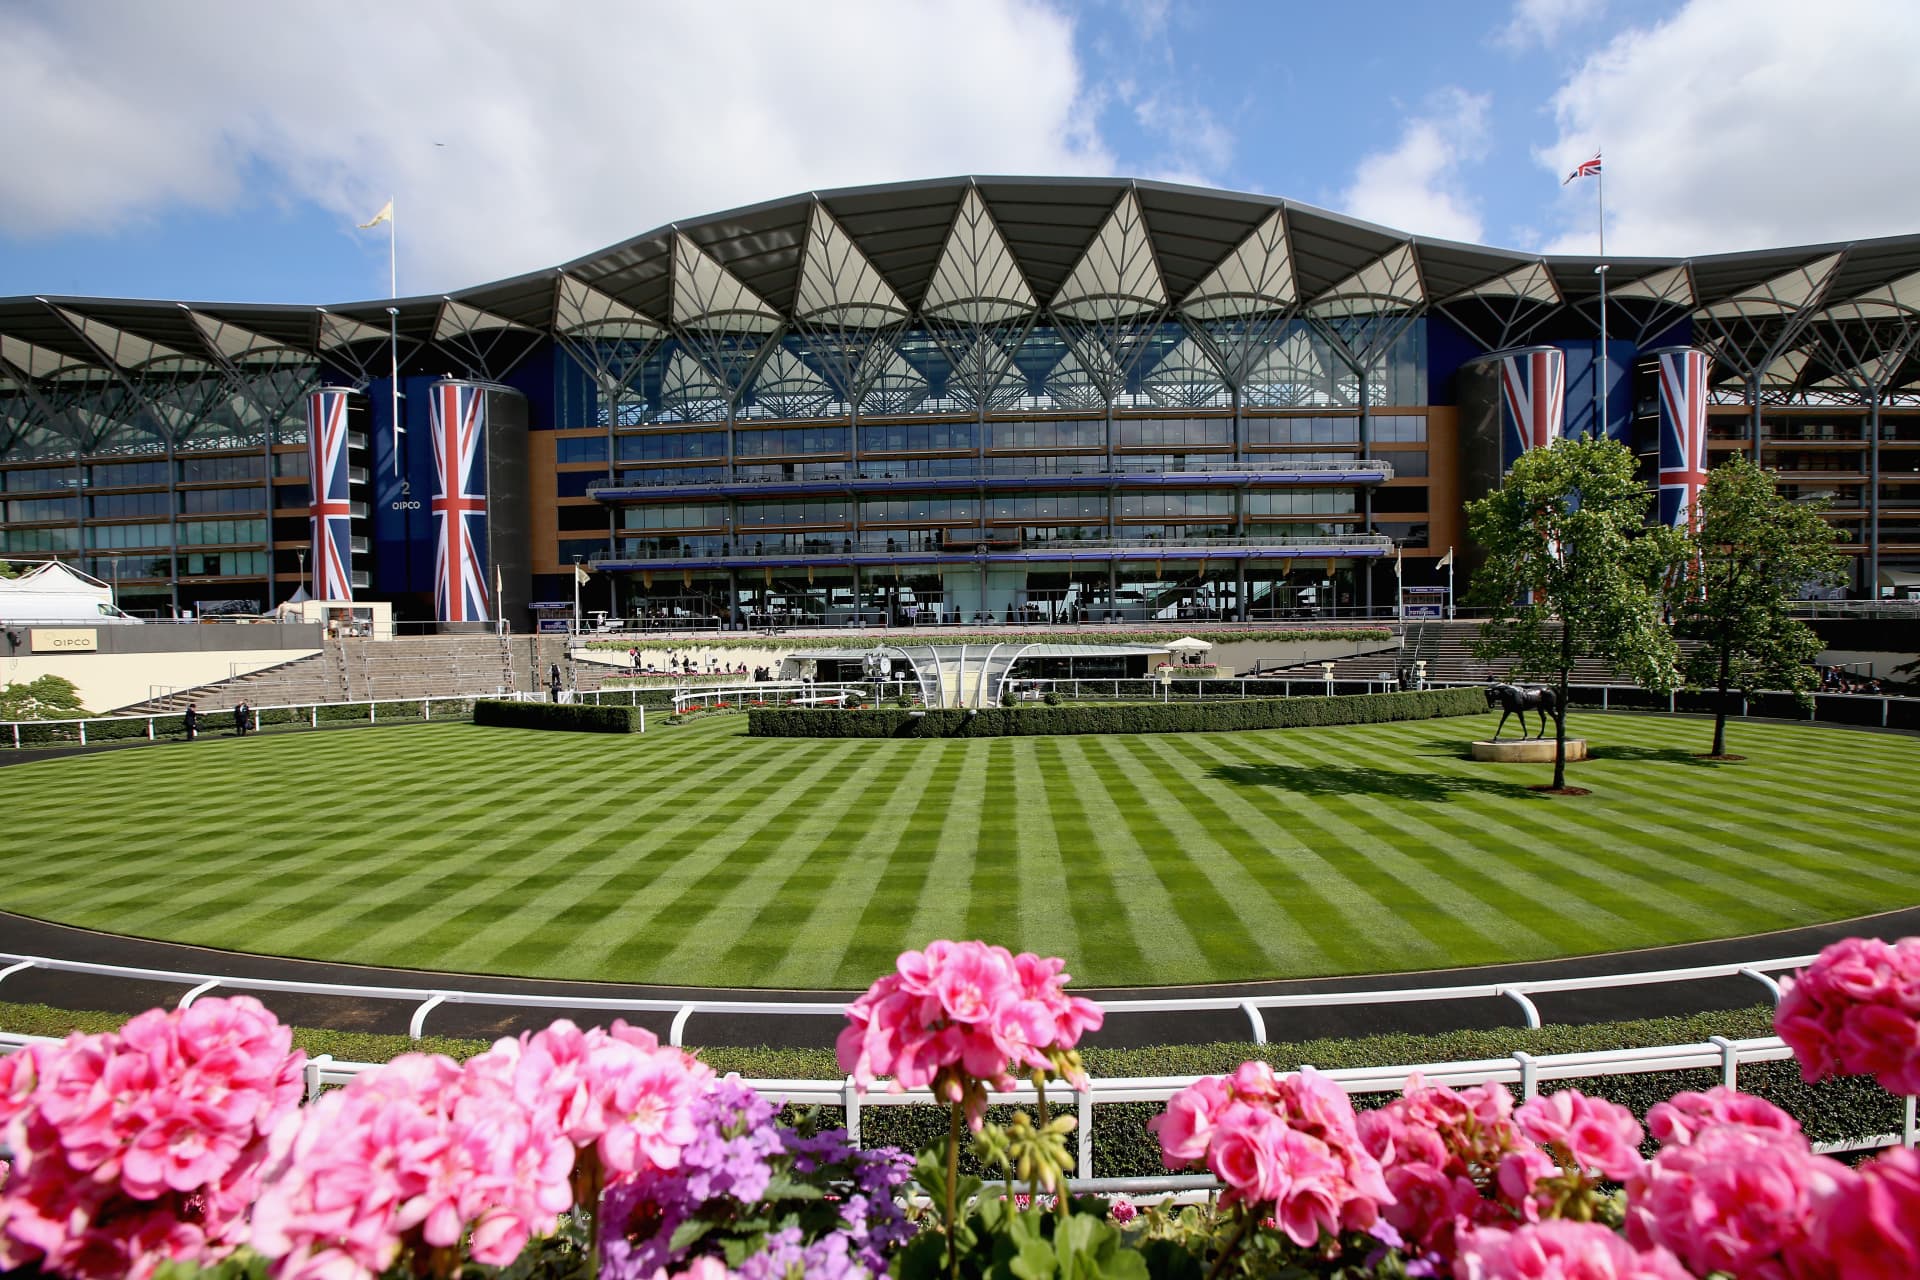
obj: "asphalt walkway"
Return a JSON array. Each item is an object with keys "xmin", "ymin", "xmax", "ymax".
[{"xmin": 4, "ymin": 907, "xmax": 1916, "ymax": 1052}]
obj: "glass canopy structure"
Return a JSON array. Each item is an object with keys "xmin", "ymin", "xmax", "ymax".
[{"xmin": 6, "ymin": 176, "xmax": 1920, "ymax": 622}]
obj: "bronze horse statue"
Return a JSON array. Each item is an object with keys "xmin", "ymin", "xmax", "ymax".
[{"xmin": 1485, "ymin": 682, "xmax": 1559, "ymax": 740}]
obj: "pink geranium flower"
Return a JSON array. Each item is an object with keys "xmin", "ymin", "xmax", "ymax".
[
  {"xmin": 1624, "ymin": 1121, "xmax": 1845, "ymax": 1278},
  {"xmin": 0, "ymin": 997, "xmax": 303, "ymax": 1280},
  {"xmin": 1777, "ymin": 936, "xmax": 1920, "ymax": 1095},
  {"xmin": 1516, "ymin": 1090, "xmax": 1645, "ymax": 1181},
  {"xmin": 837, "ymin": 941, "xmax": 1103, "ymax": 1129},
  {"xmin": 1151, "ymin": 1064, "xmax": 1390, "ymax": 1248},
  {"xmin": 1644, "ymin": 1084, "xmax": 1801, "ymax": 1148},
  {"xmin": 1809, "ymin": 1145, "xmax": 1920, "ymax": 1280},
  {"xmin": 1457, "ymin": 1219, "xmax": 1694, "ymax": 1279}
]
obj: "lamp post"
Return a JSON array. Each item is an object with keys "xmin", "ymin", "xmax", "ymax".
[{"xmin": 297, "ymin": 549, "xmax": 307, "ymax": 599}]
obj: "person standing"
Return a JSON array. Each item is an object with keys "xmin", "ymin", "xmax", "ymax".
[
  {"xmin": 233, "ymin": 702, "xmax": 249, "ymax": 736},
  {"xmin": 183, "ymin": 703, "xmax": 199, "ymax": 741},
  {"xmin": 549, "ymin": 663, "xmax": 562, "ymax": 703}
]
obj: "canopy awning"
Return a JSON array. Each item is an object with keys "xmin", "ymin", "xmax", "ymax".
[{"xmin": 1163, "ymin": 636, "xmax": 1214, "ymax": 652}]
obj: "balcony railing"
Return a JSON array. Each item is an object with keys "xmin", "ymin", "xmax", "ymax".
[
  {"xmin": 588, "ymin": 457, "xmax": 1393, "ymax": 499},
  {"xmin": 594, "ymin": 532, "xmax": 1392, "ymax": 567}
]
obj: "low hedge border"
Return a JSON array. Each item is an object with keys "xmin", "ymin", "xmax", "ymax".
[
  {"xmin": 585, "ymin": 628, "xmax": 1392, "ymax": 653},
  {"xmin": 748, "ymin": 686, "xmax": 1485, "ymax": 738},
  {"xmin": 471, "ymin": 699, "xmax": 643, "ymax": 733},
  {"xmin": 0, "ymin": 1000, "xmax": 1893, "ymax": 1176}
]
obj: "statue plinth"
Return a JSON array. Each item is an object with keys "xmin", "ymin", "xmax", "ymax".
[{"xmin": 1471, "ymin": 738, "xmax": 1588, "ymax": 763}]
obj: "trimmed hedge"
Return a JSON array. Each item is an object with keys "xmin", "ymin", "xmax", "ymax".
[
  {"xmin": 747, "ymin": 686, "xmax": 1485, "ymax": 738},
  {"xmin": 472, "ymin": 699, "xmax": 643, "ymax": 733}
]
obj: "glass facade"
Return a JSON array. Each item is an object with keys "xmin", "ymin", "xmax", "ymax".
[{"xmin": 9, "ymin": 176, "xmax": 1919, "ymax": 614}]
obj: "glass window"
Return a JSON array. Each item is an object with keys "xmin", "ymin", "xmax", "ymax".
[
  {"xmin": 1244, "ymin": 417, "xmax": 1361, "ymax": 446},
  {"xmin": 615, "ymin": 431, "xmax": 725, "ymax": 462},
  {"xmin": 178, "ymin": 519, "xmax": 267, "ymax": 546},
  {"xmin": 10, "ymin": 496, "xmax": 80, "ymax": 522},
  {"xmin": 89, "ymin": 460, "xmax": 169, "ymax": 487},
  {"xmin": 556, "ymin": 472, "xmax": 599, "ymax": 498},
  {"xmin": 178, "ymin": 455, "xmax": 266, "ymax": 483},
  {"xmin": 180, "ymin": 486, "xmax": 268, "ymax": 514},
  {"xmin": 986, "ymin": 420, "xmax": 1106, "ymax": 451},
  {"xmin": 734, "ymin": 500, "xmax": 850, "ymax": 526},
  {"xmin": 859, "ymin": 423, "xmax": 978, "ymax": 453},
  {"xmin": 1113, "ymin": 418, "xmax": 1233, "ymax": 448},
  {"xmin": 1245, "ymin": 491, "xmax": 1358, "ymax": 517},
  {"xmin": 2, "ymin": 467, "xmax": 78, "ymax": 493},
  {"xmin": 271, "ymin": 452, "xmax": 310, "ymax": 478},
  {"xmin": 734, "ymin": 426, "xmax": 851, "ymax": 458},
  {"xmin": 619, "ymin": 505, "xmax": 726, "ymax": 530},
  {"xmin": 1380, "ymin": 451, "xmax": 1428, "ymax": 476},
  {"xmin": 556, "ymin": 435, "xmax": 610, "ymax": 463},
  {"xmin": 1, "ymin": 526, "xmax": 79, "ymax": 553},
  {"xmin": 858, "ymin": 496, "xmax": 980, "ymax": 523},
  {"xmin": 983, "ymin": 493, "xmax": 1109, "ymax": 522},
  {"xmin": 86, "ymin": 522, "xmax": 171, "ymax": 550}
]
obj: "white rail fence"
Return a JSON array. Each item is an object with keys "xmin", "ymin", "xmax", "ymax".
[{"xmin": 1, "ymin": 948, "xmax": 1911, "ymax": 1191}]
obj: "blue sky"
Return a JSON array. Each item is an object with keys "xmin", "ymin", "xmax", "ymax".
[{"xmin": 3, "ymin": 0, "xmax": 1916, "ymax": 305}]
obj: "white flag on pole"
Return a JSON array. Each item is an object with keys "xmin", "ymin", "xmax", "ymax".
[
  {"xmin": 359, "ymin": 200, "xmax": 394, "ymax": 228},
  {"xmin": 1435, "ymin": 546, "xmax": 1455, "ymax": 570}
]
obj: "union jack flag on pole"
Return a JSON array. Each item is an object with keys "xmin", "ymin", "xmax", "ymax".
[
  {"xmin": 1564, "ymin": 152, "xmax": 1602, "ymax": 184},
  {"xmin": 430, "ymin": 381, "xmax": 491, "ymax": 622},
  {"xmin": 306, "ymin": 388, "xmax": 354, "ymax": 601},
  {"xmin": 1498, "ymin": 347, "xmax": 1566, "ymax": 469},
  {"xmin": 1658, "ymin": 349, "xmax": 1713, "ymax": 531}
]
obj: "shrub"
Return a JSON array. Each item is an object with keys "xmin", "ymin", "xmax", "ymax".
[
  {"xmin": 747, "ymin": 686, "xmax": 1485, "ymax": 738},
  {"xmin": 1042, "ymin": 691, "xmax": 1062, "ymax": 706},
  {"xmin": 472, "ymin": 699, "xmax": 643, "ymax": 733}
]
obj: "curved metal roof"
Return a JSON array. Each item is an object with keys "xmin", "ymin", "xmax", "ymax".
[{"xmin": 7, "ymin": 175, "xmax": 1920, "ymax": 398}]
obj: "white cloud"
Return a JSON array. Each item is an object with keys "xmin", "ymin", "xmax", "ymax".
[
  {"xmin": 1538, "ymin": 0, "xmax": 1920, "ymax": 255},
  {"xmin": 1338, "ymin": 89, "xmax": 1491, "ymax": 242},
  {"xmin": 1495, "ymin": 0, "xmax": 1604, "ymax": 51},
  {"xmin": 0, "ymin": 0, "xmax": 1114, "ymax": 297},
  {"xmin": 1132, "ymin": 92, "xmax": 1234, "ymax": 185}
]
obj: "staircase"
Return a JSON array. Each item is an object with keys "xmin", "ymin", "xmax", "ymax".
[
  {"xmin": 1267, "ymin": 620, "xmax": 1700, "ymax": 687},
  {"xmin": 125, "ymin": 650, "xmax": 344, "ymax": 714}
]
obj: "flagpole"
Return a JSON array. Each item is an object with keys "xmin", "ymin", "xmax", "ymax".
[
  {"xmin": 1595, "ymin": 157, "xmax": 1609, "ymax": 439},
  {"xmin": 387, "ymin": 197, "xmax": 401, "ymax": 478}
]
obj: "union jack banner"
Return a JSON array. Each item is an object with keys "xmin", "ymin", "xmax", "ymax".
[
  {"xmin": 430, "ymin": 381, "xmax": 491, "ymax": 621},
  {"xmin": 1564, "ymin": 152, "xmax": 1602, "ymax": 184},
  {"xmin": 306, "ymin": 389, "xmax": 354, "ymax": 601},
  {"xmin": 1658, "ymin": 349, "xmax": 1713, "ymax": 530},
  {"xmin": 1499, "ymin": 347, "xmax": 1566, "ymax": 469}
]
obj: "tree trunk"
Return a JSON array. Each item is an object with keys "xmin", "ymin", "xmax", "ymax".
[
  {"xmin": 1713, "ymin": 640, "xmax": 1731, "ymax": 757},
  {"xmin": 1554, "ymin": 621, "xmax": 1572, "ymax": 790}
]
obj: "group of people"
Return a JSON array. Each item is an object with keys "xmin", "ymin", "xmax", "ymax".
[
  {"xmin": 625, "ymin": 648, "xmax": 749, "ymax": 678},
  {"xmin": 180, "ymin": 701, "xmax": 251, "ymax": 740},
  {"xmin": 1819, "ymin": 666, "xmax": 1886, "ymax": 695}
]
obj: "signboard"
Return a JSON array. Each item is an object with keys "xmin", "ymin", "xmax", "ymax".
[
  {"xmin": 1401, "ymin": 586, "xmax": 1447, "ymax": 620},
  {"xmin": 537, "ymin": 619, "xmax": 572, "ymax": 633},
  {"xmin": 31, "ymin": 628, "xmax": 98, "ymax": 653}
]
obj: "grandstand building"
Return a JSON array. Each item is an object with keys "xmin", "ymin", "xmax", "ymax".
[{"xmin": 3, "ymin": 176, "xmax": 1919, "ymax": 626}]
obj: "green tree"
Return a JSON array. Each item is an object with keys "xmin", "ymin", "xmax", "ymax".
[
  {"xmin": 1671, "ymin": 454, "xmax": 1847, "ymax": 757},
  {"xmin": 1466, "ymin": 434, "xmax": 1682, "ymax": 790},
  {"xmin": 0, "ymin": 674, "xmax": 89, "ymax": 721}
]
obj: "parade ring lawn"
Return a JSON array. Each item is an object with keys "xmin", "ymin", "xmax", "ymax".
[{"xmin": 5, "ymin": 712, "xmax": 1916, "ymax": 989}]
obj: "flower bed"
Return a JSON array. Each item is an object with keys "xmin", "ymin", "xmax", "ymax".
[
  {"xmin": 2, "ymin": 938, "xmax": 1917, "ymax": 1279},
  {"xmin": 472, "ymin": 699, "xmax": 645, "ymax": 733}
]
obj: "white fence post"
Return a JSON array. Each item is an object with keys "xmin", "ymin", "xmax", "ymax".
[{"xmin": 844, "ymin": 1077, "xmax": 862, "ymax": 1148}]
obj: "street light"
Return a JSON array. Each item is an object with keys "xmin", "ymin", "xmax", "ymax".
[{"xmin": 297, "ymin": 549, "xmax": 307, "ymax": 599}]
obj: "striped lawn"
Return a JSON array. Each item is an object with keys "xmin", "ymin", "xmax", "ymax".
[{"xmin": 4, "ymin": 712, "xmax": 1916, "ymax": 989}]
